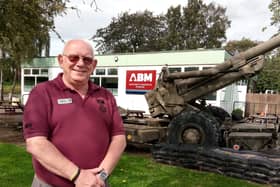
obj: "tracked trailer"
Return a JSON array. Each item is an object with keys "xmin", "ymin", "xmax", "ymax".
[{"xmin": 122, "ymin": 34, "xmax": 280, "ymax": 184}]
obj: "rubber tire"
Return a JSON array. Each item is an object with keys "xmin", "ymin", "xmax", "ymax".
[
  {"xmin": 204, "ymin": 106, "xmax": 231, "ymax": 147},
  {"xmin": 205, "ymin": 106, "xmax": 230, "ymax": 123},
  {"xmin": 168, "ymin": 109, "xmax": 219, "ymax": 146}
]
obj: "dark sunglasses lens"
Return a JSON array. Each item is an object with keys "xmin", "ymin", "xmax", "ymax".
[
  {"xmin": 83, "ymin": 57, "xmax": 93, "ymax": 64},
  {"xmin": 67, "ymin": 55, "xmax": 80, "ymax": 63}
]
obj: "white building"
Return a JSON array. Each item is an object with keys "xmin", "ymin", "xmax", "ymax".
[{"xmin": 21, "ymin": 49, "xmax": 247, "ymax": 114}]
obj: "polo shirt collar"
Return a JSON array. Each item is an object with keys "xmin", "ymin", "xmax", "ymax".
[{"xmin": 54, "ymin": 73, "xmax": 100, "ymax": 94}]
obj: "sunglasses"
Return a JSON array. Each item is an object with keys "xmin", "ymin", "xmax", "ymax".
[{"xmin": 63, "ymin": 54, "xmax": 94, "ymax": 65}]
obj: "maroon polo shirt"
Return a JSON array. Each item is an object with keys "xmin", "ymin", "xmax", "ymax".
[{"xmin": 23, "ymin": 73, "xmax": 125, "ymax": 187}]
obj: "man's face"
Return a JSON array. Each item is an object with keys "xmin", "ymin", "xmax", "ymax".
[{"xmin": 58, "ymin": 41, "xmax": 96, "ymax": 86}]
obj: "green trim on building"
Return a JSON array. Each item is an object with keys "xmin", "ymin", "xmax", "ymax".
[
  {"xmin": 22, "ymin": 49, "xmax": 229, "ymax": 68},
  {"xmin": 22, "ymin": 57, "xmax": 58, "ymax": 68},
  {"xmin": 96, "ymin": 49, "xmax": 228, "ymax": 67}
]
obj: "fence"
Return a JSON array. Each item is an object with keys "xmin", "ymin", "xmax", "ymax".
[{"xmin": 245, "ymin": 93, "xmax": 280, "ymax": 117}]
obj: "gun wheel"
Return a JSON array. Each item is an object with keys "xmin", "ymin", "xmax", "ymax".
[
  {"xmin": 204, "ymin": 105, "xmax": 230, "ymax": 123},
  {"xmin": 181, "ymin": 125, "xmax": 204, "ymax": 144},
  {"xmin": 168, "ymin": 110, "xmax": 219, "ymax": 146}
]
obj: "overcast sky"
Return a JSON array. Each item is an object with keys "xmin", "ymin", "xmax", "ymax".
[{"xmin": 49, "ymin": 0, "xmax": 278, "ymax": 56}]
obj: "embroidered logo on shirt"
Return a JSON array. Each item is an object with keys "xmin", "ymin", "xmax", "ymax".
[
  {"xmin": 24, "ymin": 123, "xmax": 33, "ymax": 129},
  {"xmin": 97, "ymin": 99, "xmax": 107, "ymax": 112},
  {"xmin": 57, "ymin": 98, "xmax": 72, "ymax": 104}
]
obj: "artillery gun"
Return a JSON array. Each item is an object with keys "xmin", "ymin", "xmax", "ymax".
[{"xmin": 123, "ymin": 34, "xmax": 280, "ymax": 184}]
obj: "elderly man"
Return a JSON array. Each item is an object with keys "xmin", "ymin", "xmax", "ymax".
[{"xmin": 23, "ymin": 39, "xmax": 126, "ymax": 187}]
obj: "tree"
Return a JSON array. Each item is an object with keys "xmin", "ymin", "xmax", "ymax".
[
  {"xmin": 224, "ymin": 38, "xmax": 260, "ymax": 93},
  {"xmin": 182, "ymin": 0, "xmax": 208, "ymax": 49},
  {"xmin": 223, "ymin": 37, "xmax": 280, "ymax": 93},
  {"xmin": 204, "ymin": 3, "xmax": 230, "ymax": 48},
  {"xmin": 0, "ymin": 0, "xmax": 65, "ymax": 101},
  {"xmin": 93, "ymin": 10, "xmax": 165, "ymax": 54},
  {"xmin": 249, "ymin": 0, "xmax": 280, "ymax": 93},
  {"xmin": 181, "ymin": 0, "xmax": 230, "ymax": 49},
  {"xmin": 255, "ymin": 57, "xmax": 280, "ymax": 93},
  {"xmin": 268, "ymin": 0, "xmax": 280, "ymax": 55},
  {"xmin": 269, "ymin": 0, "xmax": 280, "ymax": 32},
  {"xmin": 165, "ymin": 5, "xmax": 184, "ymax": 50},
  {"xmin": 93, "ymin": 0, "xmax": 230, "ymax": 53},
  {"xmin": 0, "ymin": 0, "xmax": 97, "ymax": 101},
  {"xmin": 224, "ymin": 38, "xmax": 258, "ymax": 55}
]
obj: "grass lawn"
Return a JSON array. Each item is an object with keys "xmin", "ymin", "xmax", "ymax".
[{"xmin": 0, "ymin": 143, "xmax": 270, "ymax": 187}]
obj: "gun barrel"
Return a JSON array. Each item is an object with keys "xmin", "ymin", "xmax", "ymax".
[
  {"xmin": 241, "ymin": 34, "xmax": 280, "ymax": 60},
  {"xmin": 166, "ymin": 34, "xmax": 280, "ymax": 81},
  {"xmin": 167, "ymin": 61, "xmax": 232, "ymax": 80},
  {"xmin": 146, "ymin": 34, "xmax": 280, "ymax": 118}
]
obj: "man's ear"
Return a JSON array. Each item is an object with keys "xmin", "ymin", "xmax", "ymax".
[{"xmin": 57, "ymin": 54, "xmax": 63, "ymax": 66}]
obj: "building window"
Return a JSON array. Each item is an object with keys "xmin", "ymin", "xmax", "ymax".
[
  {"xmin": 101, "ymin": 77, "xmax": 118, "ymax": 95},
  {"xmin": 168, "ymin": 67, "xmax": 181, "ymax": 73},
  {"xmin": 23, "ymin": 68, "xmax": 49, "ymax": 92},
  {"xmin": 23, "ymin": 76, "xmax": 49, "ymax": 92},
  {"xmin": 108, "ymin": 68, "xmax": 118, "ymax": 75},
  {"xmin": 202, "ymin": 66, "xmax": 212, "ymax": 70},
  {"xmin": 184, "ymin": 67, "xmax": 199, "ymax": 71},
  {"xmin": 91, "ymin": 68, "xmax": 118, "ymax": 96},
  {"xmin": 91, "ymin": 77, "xmax": 100, "ymax": 85},
  {"xmin": 95, "ymin": 69, "xmax": 106, "ymax": 75},
  {"xmin": 32, "ymin": 69, "xmax": 40, "ymax": 75},
  {"xmin": 24, "ymin": 77, "xmax": 35, "ymax": 92},
  {"xmin": 41, "ymin": 69, "xmax": 48, "ymax": 75},
  {"xmin": 37, "ymin": 77, "xmax": 49, "ymax": 84},
  {"xmin": 24, "ymin": 69, "xmax": 31, "ymax": 75},
  {"xmin": 236, "ymin": 79, "xmax": 247, "ymax": 86},
  {"xmin": 202, "ymin": 92, "xmax": 217, "ymax": 101}
]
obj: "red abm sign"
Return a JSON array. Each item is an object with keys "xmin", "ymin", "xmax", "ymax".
[{"xmin": 126, "ymin": 70, "xmax": 156, "ymax": 94}]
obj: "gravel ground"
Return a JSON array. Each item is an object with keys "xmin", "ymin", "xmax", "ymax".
[{"xmin": 0, "ymin": 125, "xmax": 24, "ymax": 146}]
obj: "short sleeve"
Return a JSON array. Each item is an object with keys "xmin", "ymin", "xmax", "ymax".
[
  {"xmin": 23, "ymin": 84, "xmax": 51, "ymax": 139},
  {"xmin": 108, "ymin": 92, "xmax": 125, "ymax": 136}
]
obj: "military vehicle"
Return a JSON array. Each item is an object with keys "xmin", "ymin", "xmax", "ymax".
[{"xmin": 122, "ymin": 34, "xmax": 280, "ymax": 184}]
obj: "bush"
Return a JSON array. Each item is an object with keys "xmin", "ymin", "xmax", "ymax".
[{"xmin": 231, "ymin": 108, "xmax": 243, "ymax": 121}]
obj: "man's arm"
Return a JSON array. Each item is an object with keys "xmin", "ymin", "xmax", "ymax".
[
  {"xmin": 26, "ymin": 136, "xmax": 101, "ymax": 186},
  {"xmin": 26, "ymin": 136, "xmax": 79, "ymax": 179},
  {"xmin": 98, "ymin": 134, "xmax": 126, "ymax": 175}
]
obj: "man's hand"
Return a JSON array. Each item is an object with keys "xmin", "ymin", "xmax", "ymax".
[{"xmin": 74, "ymin": 168, "xmax": 105, "ymax": 187}]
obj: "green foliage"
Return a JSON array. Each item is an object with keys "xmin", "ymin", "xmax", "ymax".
[
  {"xmin": 0, "ymin": 0, "xmax": 97, "ymax": 99},
  {"xmin": 269, "ymin": 0, "xmax": 280, "ymax": 30},
  {"xmin": 165, "ymin": 5, "xmax": 184, "ymax": 50},
  {"xmin": 0, "ymin": 143, "xmax": 267, "ymax": 187},
  {"xmin": 93, "ymin": 10, "xmax": 166, "ymax": 53},
  {"xmin": 92, "ymin": 0, "xmax": 230, "ymax": 53},
  {"xmin": 204, "ymin": 3, "xmax": 230, "ymax": 48},
  {"xmin": 3, "ymin": 82, "xmax": 20, "ymax": 94},
  {"xmin": 224, "ymin": 37, "xmax": 280, "ymax": 93},
  {"xmin": 232, "ymin": 108, "xmax": 244, "ymax": 120},
  {"xmin": 255, "ymin": 56, "xmax": 280, "ymax": 93},
  {"xmin": 0, "ymin": 0, "xmax": 70, "ymax": 99},
  {"xmin": 0, "ymin": 0, "xmax": 66, "ymax": 59},
  {"xmin": 182, "ymin": 0, "xmax": 230, "ymax": 49},
  {"xmin": 224, "ymin": 38, "xmax": 258, "ymax": 54}
]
